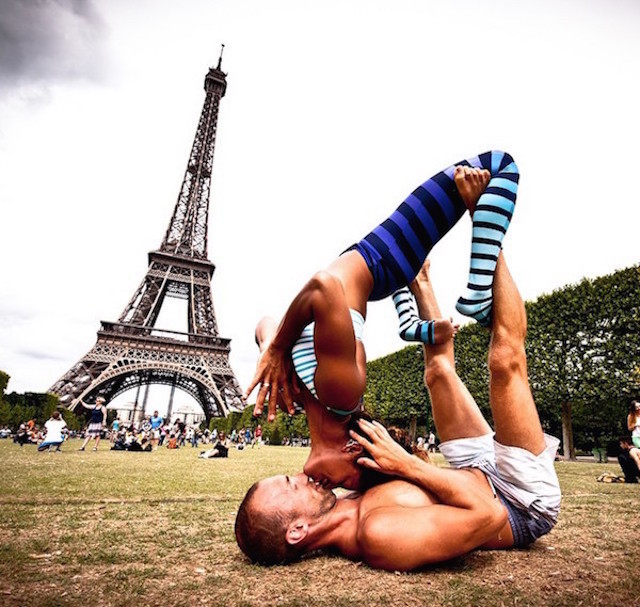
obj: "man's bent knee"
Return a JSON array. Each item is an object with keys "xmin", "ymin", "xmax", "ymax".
[
  {"xmin": 488, "ymin": 340, "xmax": 527, "ymax": 381},
  {"xmin": 425, "ymin": 356, "xmax": 457, "ymax": 391}
]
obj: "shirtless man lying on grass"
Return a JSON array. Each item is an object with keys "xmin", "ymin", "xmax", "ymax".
[{"xmin": 235, "ymin": 208, "xmax": 561, "ymax": 571}]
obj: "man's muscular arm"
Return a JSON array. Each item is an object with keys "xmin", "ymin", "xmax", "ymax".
[{"xmin": 352, "ymin": 420, "xmax": 507, "ymax": 570}]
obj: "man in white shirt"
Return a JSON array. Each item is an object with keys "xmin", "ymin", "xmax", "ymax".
[
  {"xmin": 37, "ymin": 410, "xmax": 67, "ymax": 452},
  {"xmin": 427, "ymin": 430, "xmax": 436, "ymax": 453}
]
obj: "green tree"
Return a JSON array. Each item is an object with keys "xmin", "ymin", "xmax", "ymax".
[
  {"xmin": 364, "ymin": 265, "xmax": 640, "ymax": 457},
  {"xmin": 365, "ymin": 345, "xmax": 430, "ymax": 430},
  {"xmin": 268, "ymin": 421, "xmax": 283, "ymax": 446},
  {"xmin": 0, "ymin": 400, "xmax": 11, "ymax": 427},
  {"xmin": 9, "ymin": 404, "xmax": 27, "ymax": 429},
  {"xmin": 527, "ymin": 266, "xmax": 640, "ymax": 457},
  {"xmin": 289, "ymin": 411, "xmax": 310, "ymax": 440},
  {"xmin": 0, "ymin": 371, "xmax": 9, "ymax": 397},
  {"xmin": 61, "ymin": 409, "xmax": 82, "ymax": 432},
  {"xmin": 454, "ymin": 324, "xmax": 491, "ymax": 419},
  {"xmin": 0, "ymin": 371, "xmax": 9, "ymax": 428}
]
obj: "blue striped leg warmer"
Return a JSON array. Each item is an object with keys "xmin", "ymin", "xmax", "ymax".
[
  {"xmin": 392, "ymin": 287, "xmax": 437, "ymax": 344},
  {"xmin": 348, "ymin": 150, "xmax": 518, "ymax": 303},
  {"xmin": 348, "ymin": 164, "xmax": 468, "ymax": 301},
  {"xmin": 455, "ymin": 151, "xmax": 519, "ymax": 327}
]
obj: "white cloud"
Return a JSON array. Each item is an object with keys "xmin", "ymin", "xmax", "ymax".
[{"xmin": 0, "ymin": 0, "xmax": 110, "ymax": 95}]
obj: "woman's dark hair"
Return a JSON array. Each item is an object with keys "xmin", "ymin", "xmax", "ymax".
[
  {"xmin": 348, "ymin": 411, "xmax": 431, "ymax": 490},
  {"xmin": 348, "ymin": 411, "xmax": 394, "ymax": 490}
]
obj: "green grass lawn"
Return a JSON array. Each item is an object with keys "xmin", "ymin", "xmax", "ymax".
[{"xmin": 0, "ymin": 438, "xmax": 637, "ymax": 607}]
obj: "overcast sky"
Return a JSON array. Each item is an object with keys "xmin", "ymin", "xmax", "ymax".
[{"xmin": 1, "ymin": 0, "xmax": 639, "ymax": 413}]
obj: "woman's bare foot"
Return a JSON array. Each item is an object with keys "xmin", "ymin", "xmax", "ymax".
[
  {"xmin": 454, "ymin": 166, "xmax": 490, "ymax": 214},
  {"xmin": 408, "ymin": 260, "xmax": 459, "ymax": 343},
  {"xmin": 254, "ymin": 316, "xmax": 278, "ymax": 353},
  {"xmin": 433, "ymin": 317, "xmax": 459, "ymax": 342}
]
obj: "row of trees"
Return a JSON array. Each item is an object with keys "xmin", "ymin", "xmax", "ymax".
[
  {"xmin": 2, "ymin": 265, "xmax": 637, "ymax": 454},
  {"xmin": 0, "ymin": 371, "xmax": 83, "ymax": 431},
  {"xmin": 365, "ymin": 265, "xmax": 640, "ymax": 457}
]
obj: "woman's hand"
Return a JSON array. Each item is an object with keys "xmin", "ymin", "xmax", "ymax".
[
  {"xmin": 243, "ymin": 344, "xmax": 298, "ymax": 421},
  {"xmin": 350, "ymin": 419, "xmax": 416, "ymax": 477}
]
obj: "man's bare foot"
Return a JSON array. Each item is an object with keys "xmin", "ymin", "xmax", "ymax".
[{"xmin": 454, "ymin": 166, "xmax": 490, "ymax": 214}]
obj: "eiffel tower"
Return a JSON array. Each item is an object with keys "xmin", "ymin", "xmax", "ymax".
[{"xmin": 50, "ymin": 51, "xmax": 243, "ymax": 420}]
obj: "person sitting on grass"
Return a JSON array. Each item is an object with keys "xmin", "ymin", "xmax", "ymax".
[
  {"xmin": 14, "ymin": 423, "xmax": 32, "ymax": 446},
  {"xmin": 199, "ymin": 431, "xmax": 230, "ymax": 459},
  {"xmin": 37, "ymin": 410, "xmax": 67, "ymax": 453},
  {"xmin": 618, "ymin": 436, "xmax": 640, "ymax": 483},
  {"xmin": 627, "ymin": 400, "xmax": 640, "ymax": 448},
  {"xmin": 111, "ymin": 432, "xmax": 127, "ymax": 451},
  {"xmin": 127, "ymin": 430, "xmax": 151, "ymax": 452},
  {"xmin": 235, "ymin": 247, "xmax": 561, "ymax": 570},
  {"xmin": 123, "ymin": 427, "xmax": 136, "ymax": 448}
]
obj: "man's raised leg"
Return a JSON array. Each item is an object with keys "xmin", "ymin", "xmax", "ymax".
[
  {"xmin": 488, "ymin": 254, "xmax": 546, "ymax": 454},
  {"xmin": 410, "ymin": 261, "xmax": 491, "ymax": 442}
]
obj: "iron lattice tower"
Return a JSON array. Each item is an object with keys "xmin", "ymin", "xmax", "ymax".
[{"xmin": 50, "ymin": 53, "xmax": 243, "ymax": 420}]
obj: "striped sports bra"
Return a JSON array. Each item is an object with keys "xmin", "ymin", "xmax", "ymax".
[{"xmin": 291, "ymin": 309, "xmax": 364, "ymax": 416}]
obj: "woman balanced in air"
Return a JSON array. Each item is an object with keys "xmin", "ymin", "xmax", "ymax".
[{"xmin": 244, "ymin": 151, "xmax": 519, "ymax": 424}]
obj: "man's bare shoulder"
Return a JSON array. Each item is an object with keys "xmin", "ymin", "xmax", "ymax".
[
  {"xmin": 352, "ymin": 468, "xmax": 510, "ymax": 569},
  {"xmin": 354, "ymin": 480, "xmax": 479, "ymax": 571},
  {"xmin": 359, "ymin": 478, "xmax": 440, "ymax": 512}
]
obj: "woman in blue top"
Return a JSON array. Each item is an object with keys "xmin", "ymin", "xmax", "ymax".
[{"xmin": 78, "ymin": 397, "xmax": 107, "ymax": 451}]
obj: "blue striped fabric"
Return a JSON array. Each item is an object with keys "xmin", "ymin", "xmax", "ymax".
[
  {"xmin": 456, "ymin": 151, "xmax": 520, "ymax": 326},
  {"xmin": 291, "ymin": 309, "xmax": 365, "ymax": 400},
  {"xmin": 391, "ymin": 287, "xmax": 436, "ymax": 344},
  {"xmin": 348, "ymin": 150, "xmax": 517, "ymax": 301}
]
